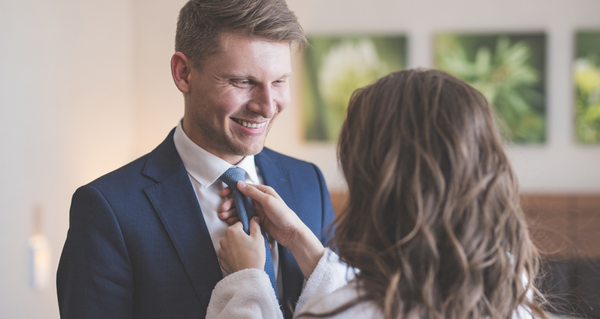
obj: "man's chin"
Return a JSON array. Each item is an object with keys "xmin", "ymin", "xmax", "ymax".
[
  {"xmin": 244, "ymin": 145, "xmax": 265, "ymax": 156},
  {"xmin": 229, "ymin": 141, "xmax": 265, "ymax": 157}
]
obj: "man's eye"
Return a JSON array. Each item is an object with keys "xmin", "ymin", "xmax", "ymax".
[{"xmin": 231, "ymin": 79, "xmax": 251, "ymax": 86}]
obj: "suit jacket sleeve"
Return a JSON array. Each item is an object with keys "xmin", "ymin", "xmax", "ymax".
[
  {"xmin": 312, "ymin": 164, "xmax": 335, "ymax": 244},
  {"xmin": 57, "ymin": 185, "xmax": 134, "ymax": 319}
]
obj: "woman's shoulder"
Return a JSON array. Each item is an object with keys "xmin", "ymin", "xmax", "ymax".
[{"xmin": 299, "ymin": 280, "xmax": 382, "ymax": 319}]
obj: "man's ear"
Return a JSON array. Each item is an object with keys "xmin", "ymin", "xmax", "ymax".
[{"xmin": 171, "ymin": 52, "xmax": 193, "ymax": 93}]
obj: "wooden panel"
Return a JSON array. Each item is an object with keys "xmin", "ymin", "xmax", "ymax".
[
  {"xmin": 577, "ymin": 196, "xmax": 600, "ymax": 212},
  {"xmin": 574, "ymin": 199, "xmax": 600, "ymax": 258},
  {"xmin": 329, "ymin": 192, "xmax": 600, "ymax": 258},
  {"xmin": 328, "ymin": 192, "xmax": 600, "ymax": 318},
  {"xmin": 329, "ymin": 192, "xmax": 348, "ymax": 217},
  {"xmin": 521, "ymin": 195, "xmax": 576, "ymax": 258}
]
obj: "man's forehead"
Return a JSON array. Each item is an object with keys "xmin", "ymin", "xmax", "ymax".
[
  {"xmin": 218, "ymin": 32, "xmax": 291, "ymax": 52},
  {"xmin": 204, "ymin": 32, "xmax": 292, "ymax": 76}
]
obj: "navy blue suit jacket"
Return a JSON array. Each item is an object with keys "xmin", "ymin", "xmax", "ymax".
[{"xmin": 57, "ymin": 129, "xmax": 335, "ymax": 319}]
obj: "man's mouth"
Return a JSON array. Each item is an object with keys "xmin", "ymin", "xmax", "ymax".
[{"xmin": 232, "ymin": 118, "xmax": 267, "ymax": 129}]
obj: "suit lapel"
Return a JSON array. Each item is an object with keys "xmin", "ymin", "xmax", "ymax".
[
  {"xmin": 142, "ymin": 130, "xmax": 222, "ymax": 310},
  {"xmin": 256, "ymin": 150, "xmax": 303, "ymax": 319},
  {"xmin": 255, "ymin": 150, "xmax": 297, "ymax": 210}
]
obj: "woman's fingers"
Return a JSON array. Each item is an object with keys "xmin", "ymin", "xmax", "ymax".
[
  {"xmin": 220, "ymin": 187, "xmax": 232, "ymax": 197},
  {"xmin": 218, "ymin": 218, "xmax": 265, "ymax": 272},
  {"xmin": 218, "ymin": 222, "xmax": 243, "ymax": 273},
  {"xmin": 237, "ymin": 181, "xmax": 270, "ymax": 202},
  {"xmin": 221, "ymin": 221, "xmax": 244, "ymax": 239},
  {"xmin": 225, "ymin": 216, "xmax": 239, "ymax": 225},
  {"xmin": 219, "ymin": 197, "xmax": 240, "ymax": 225},
  {"xmin": 219, "ymin": 222, "xmax": 243, "ymax": 257},
  {"xmin": 220, "ymin": 197, "xmax": 233, "ymax": 212},
  {"xmin": 234, "ymin": 182, "xmax": 309, "ymax": 250},
  {"xmin": 237, "ymin": 182, "xmax": 284, "ymax": 214},
  {"xmin": 251, "ymin": 184, "xmax": 282, "ymax": 200},
  {"xmin": 249, "ymin": 217, "xmax": 262, "ymax": 240}
]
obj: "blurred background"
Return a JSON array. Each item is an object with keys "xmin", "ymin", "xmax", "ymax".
[{"xmin": 1, "ymin": 0, "xmax": 599, "ymax": 318}]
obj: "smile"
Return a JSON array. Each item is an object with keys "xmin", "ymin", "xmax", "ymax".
[{"xmin": 232, "ymin": 119, "xmax": 267, "ymax": 129}]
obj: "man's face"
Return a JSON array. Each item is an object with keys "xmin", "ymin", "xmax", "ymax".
[{"xmin": 182, "ymin": 32, "xmax": 292, "ymax": 164}]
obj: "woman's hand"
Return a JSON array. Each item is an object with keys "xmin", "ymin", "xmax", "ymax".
[
  {"xmin": 235, "ymin": 182, "xmax": 302, "ymax": 247},
  {"xmin": 237, "ymin": 181, "xmax": 325, "ymax": 279},
  {"xmin": 218, "ymin": 187, "xmax": 240, "ymax": 226},
  {"xmin": 218, "ymin": 217, "xmax": 265, "ymax": 273},
  {"xmin": 218, "ymin": 183, "xmax": 302, "ymax": 246}
]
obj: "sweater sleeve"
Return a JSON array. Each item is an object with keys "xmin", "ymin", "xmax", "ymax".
[
  {"xmin": 206, "ymin": 268, "xmax": 283, "ymax": 319},
  {"xmin": 295, "ymin": 248, "xmax": 354, "ymax": 313},
  {"xmin": 206, "ymin": 249, "xmax": 352, "ymax": 319}
]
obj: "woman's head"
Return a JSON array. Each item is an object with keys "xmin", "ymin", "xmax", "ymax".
[{"xmin": 333, "ymin": 69, "xmax": 544, "ymax": 318}]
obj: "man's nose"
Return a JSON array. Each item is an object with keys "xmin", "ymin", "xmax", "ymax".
[{"xmin": 249, "ymin": 85, "xmax": 276, "ymax": 118}]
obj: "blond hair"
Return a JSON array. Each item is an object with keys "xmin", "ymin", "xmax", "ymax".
[{"xmin": 175, "ymin": 0, "xmax": 306, "ymax": 69}]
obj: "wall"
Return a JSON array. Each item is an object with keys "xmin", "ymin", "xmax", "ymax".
[
  {"xmin": 272, "ymin": 0, "xmax": 600, "ymax": 192},
  {"xmin": 130, "ymin": 0, "xmax": 600, "ymax": 193},
  {"xmin": 131, "ymin": 0, "xmax": 187, "ymax": 156},
  {"xmin": 0, "ymin": 0, "xmax": 135, "ymax": 318}
]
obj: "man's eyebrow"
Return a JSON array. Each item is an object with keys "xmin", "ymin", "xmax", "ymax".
[
  {"xmin": 221, "ymin": 72, "xmax": 294, "ymax": 79},
  {"xmin": 222, "ymin": 72, "xmax": 250, "ymax": 78}
]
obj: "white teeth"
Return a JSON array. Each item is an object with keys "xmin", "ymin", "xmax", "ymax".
[{"xmin": 236, "ymin": 119, "xmax": 266, "ymax": 128}]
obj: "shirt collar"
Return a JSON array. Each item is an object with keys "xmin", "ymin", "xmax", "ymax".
[{"xmin": 173, "ymin": 120, "xmax": 259, "ymax": 188}]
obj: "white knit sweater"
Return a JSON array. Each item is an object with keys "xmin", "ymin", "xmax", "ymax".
[
  {"xmin": 206, "ymin": 248, "xmax": 354, "ymax": 319},
  {"xmin": 206, "ymin": 249, "xmax": 534, "ymax": 319}
]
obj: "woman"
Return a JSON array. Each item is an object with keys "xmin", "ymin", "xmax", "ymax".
[{"xmin": 208, "ymin": 69, "xmax": 547, "ymax": 319}]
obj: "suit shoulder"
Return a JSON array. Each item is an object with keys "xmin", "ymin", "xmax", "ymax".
[
  {"xmin": 84, "ymin": 153, "xmax": 152, "ymax": 193},
  {"xmin": 82, "ymin": 128, "xmax": 179, "ymax": 193},
  {"xmin": 259, "ymin": 147, "xmax": 319, "ymax": 171}
]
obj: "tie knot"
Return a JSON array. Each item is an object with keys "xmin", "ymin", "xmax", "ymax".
[{"xmin": 219, "ymin": 167, "xmax": 246, "ymax": 190}]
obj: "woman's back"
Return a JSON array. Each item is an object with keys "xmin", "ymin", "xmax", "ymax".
[{"xmin": 321, "ymin": 69, "xmax": 546, "ymax": 319}]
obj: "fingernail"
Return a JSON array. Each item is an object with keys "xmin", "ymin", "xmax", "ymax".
[{"xmin": 238, "ymin": 181, "xmax": 247, "ymax": 188}]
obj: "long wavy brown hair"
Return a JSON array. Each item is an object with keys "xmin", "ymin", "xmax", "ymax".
[{"xmin": 305, "ymin": 69, "xmax": 546, "ymax": 319}]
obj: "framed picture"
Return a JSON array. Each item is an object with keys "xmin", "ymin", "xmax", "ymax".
[
  {"xmin": 302, "ymin": 35, "xmax": 407, "ymax": 142},
  {"xmin": 574, "ymin": 31, "xmax": 600, "ymax": 144},
  {"xmin": 435, "ymin": 33, "xmax": 547, "ymax": 143}
]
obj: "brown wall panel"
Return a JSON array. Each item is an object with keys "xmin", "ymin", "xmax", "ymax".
[{"xmin": 329, "ymin": 192, "xmax": 600, "ymax": 258}]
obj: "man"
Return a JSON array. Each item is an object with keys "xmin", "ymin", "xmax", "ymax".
[{"xmin": 56, "ymin": 1, "xmax": 335, "ymax": 318}]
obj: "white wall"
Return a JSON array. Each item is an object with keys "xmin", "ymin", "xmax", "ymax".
[
  {"xmin": 128, "ymin": 0, "xmax": 600, "ymax": 193},
  {"xmin": 0, "ymin": 0, "xmax": 135, "ymax": 318},
  {"xmin": 1, "ymin": 0, "xmax": 600, "ymax": 318},
  {"xmin": 273, "ymin": 0, "xmax": 600, "ymax": 192},
  {"xmin": 131, "ymin": 0, "xmax": 187, "ymax": 155}
]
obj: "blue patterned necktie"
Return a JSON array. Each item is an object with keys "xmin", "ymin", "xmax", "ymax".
[{"xmin": 219, "ymin": 167, "xmax": 278, "ymax": 298}]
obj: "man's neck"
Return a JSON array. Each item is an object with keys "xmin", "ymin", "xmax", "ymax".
[{"xmin": 180, "ymin": 119, "xmax": 245, "ymax": 165}]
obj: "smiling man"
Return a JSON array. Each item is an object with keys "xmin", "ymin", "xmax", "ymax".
[
  {"xmin": 175, "ymin": 32, "xmax": 292, "ymax": 164},
  {"xmin": 56, "ymin": 1, "xmax": 334, "ymax": 319}
]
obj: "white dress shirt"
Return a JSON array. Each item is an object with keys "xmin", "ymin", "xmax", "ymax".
[{"xmin": 173, "ymin": 121, "xmax": 280, "ymax": 288}]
